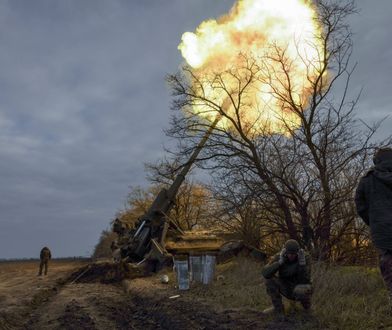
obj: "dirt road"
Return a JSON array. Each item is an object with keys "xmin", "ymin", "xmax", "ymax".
[{"xmin": 0, "ymin": 260, "xmax": 316, "ymax": 330}]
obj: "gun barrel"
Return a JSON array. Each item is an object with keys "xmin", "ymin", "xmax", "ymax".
[
  {"xmin": 122, "ymin": 115, "xmax": 221, "ymax": 262},
  {"xmin": 166, "ymin": 116, "xmax": 220, "ymax": 200}
]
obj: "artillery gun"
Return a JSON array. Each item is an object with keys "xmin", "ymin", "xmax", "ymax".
[
  {"xmin": 112, "ymin": 114, "xmax": 266, "ymax": 275},
  {"xmin": 113, "ymin": 118, "xmax": 221, "ymax": 270}
]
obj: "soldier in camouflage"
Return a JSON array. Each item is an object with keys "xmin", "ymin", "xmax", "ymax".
[
  {"xmin": 355, "ymin": 148, "xmax": 392, "ymax": 306},
  {"xmin": 38, "ymin": 246, "xmax": 52, "ymax": 276},
  {"xmin": 261, "ymin": 239, "xmax": 312, "ymax": 315}
]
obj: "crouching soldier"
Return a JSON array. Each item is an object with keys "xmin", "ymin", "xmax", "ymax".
[
  {"xmin": 38, "ymin": 246, "xmax": 52, "ymax": 276},
  {"xmin": 261, "ymin": 239, "xmax": 312, "ymax": 315}
]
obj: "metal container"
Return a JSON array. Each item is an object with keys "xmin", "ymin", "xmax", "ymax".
[
  {"xmin": 174, "ymin": 258, "xmax": 189, "ymax": 290},
  {"xmin": 202, "ymin": 255, "xmax": 216, "ymax": 285},
  {"xmin": 189, "ymin": 255, "xmax": 203, "ymax": 283}
]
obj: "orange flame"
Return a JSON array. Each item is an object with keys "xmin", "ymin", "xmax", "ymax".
[{"xmin": 178, "ymin": 0, "xmax": 324, "ymax": 135}]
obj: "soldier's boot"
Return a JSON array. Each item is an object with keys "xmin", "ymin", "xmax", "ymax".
[
  {"xmin": 298, "ymin": 296, "xmax": 313, "ymax": 320},
  {"xmin": 262, "ymin": 300, "xmax": 284, "ymax": 314},
  {"xmin": 299, "ymin": 297, "xmax": 311, "ymax": 311},
  {"xmin": 264, "ymin": 278, "xmax": 285, "ymax": 316},
  {"xmin": 262, "ymin": 305, "xmax": 285, "ymax": 323}
]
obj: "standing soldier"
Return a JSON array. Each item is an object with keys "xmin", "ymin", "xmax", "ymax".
[
  {"xmin": 38, "ymin": 246, "xmax": 52, "ymax": 276},
  {"xmin": 355, "ymin": 147, "xmax": 392, "ymax": 305},
  {"xmin": 261, "ymin": 239, "xmax": 312, "ymax": 315}
]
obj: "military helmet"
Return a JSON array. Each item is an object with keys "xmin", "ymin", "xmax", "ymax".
[{"xmin": 284, "ymin": 239, "xmax": 300, "ymax": 253}]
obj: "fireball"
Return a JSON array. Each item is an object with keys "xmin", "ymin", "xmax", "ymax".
[{"xmin": 178, "ymin": 0, "xmax": 324, "ymax": 135}]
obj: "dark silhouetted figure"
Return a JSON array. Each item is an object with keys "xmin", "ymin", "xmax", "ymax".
[
  {"xmin": 355, "ymin": 147, "xmax": 392, "ymax": 306},
  {"xmin": 38, "ymin": 246, "xmax": 52, "ymax": 276}
]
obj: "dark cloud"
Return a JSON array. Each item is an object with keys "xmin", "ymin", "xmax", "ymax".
[
  {"xmin": 0, "ymin": 0, "xmax": 234, "ymax": 258},
  {"xmin": 0, "ymin": 0, "xmax": 390, "ymax": 258},
  {"xmin": 350, "ymin": 0, "xmax": 392, "ymax": 136}
]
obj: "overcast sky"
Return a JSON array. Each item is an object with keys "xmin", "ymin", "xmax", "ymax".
[{"xmin": 0, "ymin": 0, "xmax": 391, "ymax": 259}]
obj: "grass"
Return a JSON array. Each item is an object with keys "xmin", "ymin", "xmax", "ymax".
[
  {"xmin": 189, "ymin": 257, "xmax": 267, "ymax": 310},
  {"xmin": 311, "ymin": 264, "xmax": 391, "ymax": 329},
  {"xmin": 182, "ymin": 257, "xmax": 392, "ymax": 329}
]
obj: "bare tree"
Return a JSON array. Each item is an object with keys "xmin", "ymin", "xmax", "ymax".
[
  {"xmin": 164, "ymin": 0, "xmax": 391, "ymax": 260},
  {"xmin": 167, "ymin": 57, "xmax": 301, "ymax": 241},
  {"xmin": 264, "ymin": 0, "xmax": 391, "ymax": 258},
  {"xmin": 209, "ymin": 174, "xmax": 266, "ymax": 247}
]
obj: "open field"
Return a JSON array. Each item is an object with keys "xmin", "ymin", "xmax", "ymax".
[{"xmin": 1, "ymin": 258, "xmax": 392, "ymax": 329}]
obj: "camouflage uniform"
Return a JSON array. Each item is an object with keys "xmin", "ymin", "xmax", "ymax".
[
  {"xmin": 262, "ymin": 240, "xmax": 312, "ymax": 313},
  {"xmin": 355, "ymin": 148, "xmax": 392, "ymax": 300},
  {"xmin": 38, "ymin": 246, "xmax": 51, "ymax": 276}
]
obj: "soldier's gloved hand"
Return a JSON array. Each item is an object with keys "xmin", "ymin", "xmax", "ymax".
[
  {"xmin": 293, "ymin": 284, "xmax": 312, "ymax": 299},
  {"xmin": 298, "ymin": 249, "xmax": 306, "ymax": 266},
  {"xmin": 278, "ymin": 248, "xmax": 286, "ymax": 265}
]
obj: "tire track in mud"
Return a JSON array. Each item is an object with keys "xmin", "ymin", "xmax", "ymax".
[
  {"xmin": 115, "ymin": 284, "xmax": 315, "ymax": 330},
  {"xmin": 0, "ymin": 279, "xmax": 65, "ymax": 330},
  {"xmin": 3, "ymin": 285, "xmax": 303, "ymax": 330},
  {"xmin": 97, "ymin": 291, "xmax": 265, "ymax": 330},
  {"xmin": 0, "ymin": 265, "xmax": 106, "ymax": 330},
  {"xmin": 1, "ymin": 263, "xmax": 313, "ymax": 330},
  {"xmin": 25, "ymin": 283, "xmax": 124, "ymax": 330}
]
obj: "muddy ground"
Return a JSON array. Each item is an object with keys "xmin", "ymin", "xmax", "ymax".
[{"xmin": 0, "ymin": 259, "xmax": 319, "ymax": 330}]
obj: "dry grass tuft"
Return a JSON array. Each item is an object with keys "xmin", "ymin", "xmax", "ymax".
[
  {"xmin": 186, "ymin": 257, "xmax": 392, "ymax": 329},
  {"xmin": 192, "ymin": 257, "xmax": 267, "ymax": 310},
  {"xmin": 311, "ymin": 263, "xmax": 392, "ymax": 329}
]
